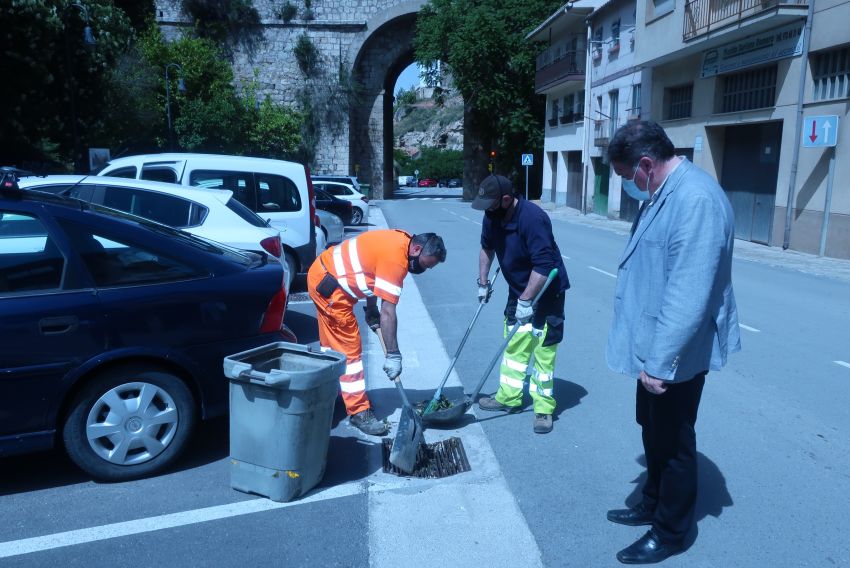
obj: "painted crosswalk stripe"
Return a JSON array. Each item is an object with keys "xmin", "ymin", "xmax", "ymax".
[
  {"xmin": 739, "ymin": 324, "xmax": 761, "ymax": 332},
  {"xmin": 459, "ymin": 215, "xmax": 470, "ymax": 221},
  {"xmin": 835, "ymin": 360, "xmax": 850, "ymax": 370},
  {"xmin": 588, "ymin": 266, "xmax": 616, "ymax": 278},
  {"xmin": 561, "ymin": 255, "xmax": 571, "ymax": 261}
]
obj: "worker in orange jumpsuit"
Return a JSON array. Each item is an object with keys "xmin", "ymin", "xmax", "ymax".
[{"xmin": 307, "ymin": 230, "xmax": 447, "ymax": 436}]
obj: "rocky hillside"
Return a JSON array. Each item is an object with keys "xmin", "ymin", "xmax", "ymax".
[{"xmin": 394, "ymin": 92, "xmax": 464, "ymax": 155}]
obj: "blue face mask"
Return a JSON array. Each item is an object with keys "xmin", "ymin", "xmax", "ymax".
[{"xmin": 622, "ymin": 164, "xmax": 650, "ymax": 201}]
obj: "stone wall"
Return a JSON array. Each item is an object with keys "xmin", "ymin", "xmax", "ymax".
[{"xmin": 155, "ymin": 0, "xmax": 426, "ymax": 196}]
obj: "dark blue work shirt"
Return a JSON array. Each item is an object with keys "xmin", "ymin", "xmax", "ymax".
[{"xmin": 481, "ymin": 198, "xmax": 570, "ymax": 298}]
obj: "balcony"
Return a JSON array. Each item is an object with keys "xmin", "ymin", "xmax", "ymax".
[
  {"xmin": 683, "ymin": 0, "xmax": 807, "ymax": 41},
  {"xmin": 593, "ymin": 120, "xmax": 611, "ymax": 146},
  {"xmin": 535, "ymin": 51, "xmax": 585, "ymax": 93}
]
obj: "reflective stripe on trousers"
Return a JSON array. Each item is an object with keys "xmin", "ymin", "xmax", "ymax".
[
  {"xmin": 307, "ymin": 261, "xmax": 370, "ymax": 415},
  {"xmin": 494, "ymin": 320, "xmax": 557, "ymax": 414}
]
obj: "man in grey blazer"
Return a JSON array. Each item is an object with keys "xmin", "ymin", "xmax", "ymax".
[{"xmin": 604, "ymin": 121, "xmax": 741, "ymax": 564}]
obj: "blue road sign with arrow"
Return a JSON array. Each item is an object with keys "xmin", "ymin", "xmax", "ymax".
[{"xmin": 802, "ymin": 115, "xmax": 839, "ymax": 148}]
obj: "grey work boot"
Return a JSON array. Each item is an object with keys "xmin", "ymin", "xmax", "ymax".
[
  {"xmin": 478, "ymin": 395, "xmax": 521, "ymax": 413},
  {"xmin": 533, "ymin": 413, "xmax": 553, "ymax": 434},
  {"xmin": 349, "ymin": 409, "xmax": 389, "ymax": 436}
]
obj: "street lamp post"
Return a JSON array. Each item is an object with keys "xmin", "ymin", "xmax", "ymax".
[
  {"xmin": 62, "ymin": 3, "xmax": 96, "ymax": 173},
  {"xmin": 164, "ymin": 63, "xmax": 187, "ymax": 151}
]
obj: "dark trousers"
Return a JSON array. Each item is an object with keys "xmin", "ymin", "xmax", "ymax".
[{"xmin": 636, "ymin": 372, "xmax": 706, "ymax": 544}]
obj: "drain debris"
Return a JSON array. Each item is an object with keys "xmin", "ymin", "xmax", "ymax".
[{"xmin": 382, "ymin": 436, "xmax": 471, "ymax": 478}]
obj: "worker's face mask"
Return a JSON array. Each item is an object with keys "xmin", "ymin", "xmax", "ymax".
[
  {"xmin": 485, "ymin": 196, "xmax": 509, "ymax": 221},
  {"xmin": 408, "ymin": 253, "xmax": 426, "ymax": 274},
  {"xmin": 622, "ymin": 162, "xmax": 651, "ymax": 202}
]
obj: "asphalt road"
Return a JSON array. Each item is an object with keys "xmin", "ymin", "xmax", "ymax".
[{"xmin": 2, "ymin": 189, "xmax": 849, "ymax": 567}]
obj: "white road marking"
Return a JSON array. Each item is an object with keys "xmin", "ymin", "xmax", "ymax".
[
  {"xmin": 0, "ymin": 483, "xmax": 362, "ymax": 559},
  {"xmin": 473, "ymin": 221, "xmax": 481, "ymax": 226},
  {"xmin": 449, "ymin": 210, "xmax": 458, "ymax": 216},
  {"xmin": 834, "ymin": 360, "xmax": 850, "ymax": 369},
  {"xmin": 739, "ymin": 324, "xmax": 761, "ymax": 333},
  {"xmin": 459, "ymin": 215, "xmax": 470, "ymax": 221},
  {"xmin": 588, "ymin": 266, "xmax": 616, "ymax": 278},
  {"xmin": 561, "ymin": 255, "xmax": 571, "ymax": 260},
  {"xmin": 433, "ymin": 197, "xmax": 443, "ymax": 200}
]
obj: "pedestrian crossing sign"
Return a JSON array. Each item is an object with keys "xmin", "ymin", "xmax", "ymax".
[{"xmin": 521, "ymin": 154, "xmax": 533, "ymax": 166}]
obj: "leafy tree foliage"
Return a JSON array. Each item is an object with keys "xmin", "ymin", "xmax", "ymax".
[
  {"xmin": 0, "ymin": 0, "xmax": 136, "ymax": 169},
  {"xmin": 1, "ymin": 4, "xmax": 302, "ymax": 171},
  {"xmin": 395, "ymin": 147, "xmax": 463, "ymax": 180},
  {"xmin": 414, "ymin": 0, "xmax": 558, "ymax": 185}
]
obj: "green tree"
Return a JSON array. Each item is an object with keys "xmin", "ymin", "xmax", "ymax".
[
  {"xmin": 416, "ymin": 147, "xmax": 463, "ymax": 180},
  {"xmin": 414, "ymin": 0, "xmax": 558, "ymax": 192},
  {"xmin": 0, "ymin": 1, "xmax": 136, "ymax": 170}
]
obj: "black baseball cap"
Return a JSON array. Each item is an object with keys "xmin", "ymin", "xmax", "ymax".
[{"xmin": 471, "ymin": 175, "xmax": 513, "ymax": 210}]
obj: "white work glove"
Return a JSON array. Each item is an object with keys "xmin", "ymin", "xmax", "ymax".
[
  {"xmin": 515, "ymin": 298, "xmax": 533, "ymax": 325},
  {"xmin": 383, "ymin": 351, "xmax": 402, "ymax": 380},
  {"xmin": 477, "ymin": 278, "xmax": 492, "ymax": 304}
]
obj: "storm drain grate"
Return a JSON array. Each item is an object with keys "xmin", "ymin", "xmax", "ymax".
[{"xmin": 381, "ymin": 436, "xmax": 471, "ymax": 478}]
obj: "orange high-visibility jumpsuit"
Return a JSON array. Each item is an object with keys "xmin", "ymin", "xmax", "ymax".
[{"xmin": 307, "ymin": 229, "xmax": 411, "ymax": 415}]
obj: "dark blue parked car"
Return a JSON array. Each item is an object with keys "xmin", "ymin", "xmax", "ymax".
[{"xmin": 0, "ymin": 184, "xmax": 290, "ymax": 481}]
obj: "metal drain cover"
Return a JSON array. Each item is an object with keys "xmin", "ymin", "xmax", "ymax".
[{"xmin": 382, "ymin": 436, "xmax": 471, "ymax": 478}]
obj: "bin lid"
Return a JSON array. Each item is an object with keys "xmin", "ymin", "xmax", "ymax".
[{"xmin": 224, "ymin": 342, "xmax": 346, "ymax": 389}]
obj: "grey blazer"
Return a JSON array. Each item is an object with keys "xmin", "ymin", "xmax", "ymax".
[{"xmin": 606, "ymin": 158, "xmax": 742, "ymax": 382}]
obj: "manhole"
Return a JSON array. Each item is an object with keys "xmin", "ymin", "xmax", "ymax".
[{"xmin": 381, "ymin": 436, "xmax": 471, "ymax": 478}]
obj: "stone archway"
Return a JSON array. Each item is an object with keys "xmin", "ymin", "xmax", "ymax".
[{"xmin": 348, "ymin": 5, "xmax": 423, "ymax": 199}]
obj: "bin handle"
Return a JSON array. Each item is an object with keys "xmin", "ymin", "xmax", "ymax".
[{"xmin": 239, "ymin": 369, "xmax": 292, "ymax": 387}]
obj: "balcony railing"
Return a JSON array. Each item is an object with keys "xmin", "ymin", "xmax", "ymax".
[
  {"xmin": 535, "ymin": 51, "xmax": 585, "ymax": 92},
  {"xmin": 683, "ymin": 0, "xmax": 806, "ymax": 40},
  {"xmin": 594, "ymin": 120, "xmax": 610, "ymax": 146}
]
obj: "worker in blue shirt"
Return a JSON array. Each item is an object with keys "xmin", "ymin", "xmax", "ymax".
[{"xmin": 472, "ymin": 174, "xmax": 570, "ymax": 433}]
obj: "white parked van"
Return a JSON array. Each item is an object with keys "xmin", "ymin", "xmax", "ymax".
[{"xmin": 98, "ymin": 153, "xmax": 316, "ymax": 279}]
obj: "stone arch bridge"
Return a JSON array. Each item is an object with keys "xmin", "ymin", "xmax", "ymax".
[{"xmin": 156, "ymin": 0, "xmax": 438, "ymax": 199}]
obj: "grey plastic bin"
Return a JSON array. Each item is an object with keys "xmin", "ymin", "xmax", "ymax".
[{"xmin": 224, "ymin": 342, "xmax": 345, "ymax": 502}]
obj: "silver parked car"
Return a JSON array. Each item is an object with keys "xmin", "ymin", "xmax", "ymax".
[{"xmin": 316, "ymin": 209, "xmax": 344, "ymax": 246}]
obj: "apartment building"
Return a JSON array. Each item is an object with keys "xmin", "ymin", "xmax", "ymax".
[
  {"xmin": 527, "ymin": 1, "xmax": 603, "ymax": 210},
  {"xmin": 531, "ymin": 0, "xmax": 850, "ymax": 258}
]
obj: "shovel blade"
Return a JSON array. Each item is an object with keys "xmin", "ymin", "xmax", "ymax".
[{"xmin": 389, "ymin": 405, "xmax": 424, "ymax": 474}]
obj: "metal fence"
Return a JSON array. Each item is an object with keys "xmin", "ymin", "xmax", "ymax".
[{"xmin": 682, "ymin": 0, "xmax": 803, "ymax": 40}]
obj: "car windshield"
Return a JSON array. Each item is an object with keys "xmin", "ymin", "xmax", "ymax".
[{"xmin": 89, "ymin": 203, "xmax": 263, "ymax": 266}]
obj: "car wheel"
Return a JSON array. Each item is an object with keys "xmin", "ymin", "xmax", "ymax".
[
  {"xmin": 62, "ymin": 367, "xmax": 197, "ymax": 481},
  {"xmin": 350, "ymin": 207, "xmax": 363, "ymax": 225},
  {"xmin": 284, "ymin": 251, "xmax": 297, "ymax": 289}
]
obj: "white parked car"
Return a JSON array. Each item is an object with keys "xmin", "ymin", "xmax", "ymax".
[
  {"xmin": 96, "ymin": 153, "xmax": 315, "ymax": 282},
  {"xmin": 316, "ymin": 209, "xmax": 344, "ymax": 246},
  {"xmin": 312, "ymin": 180, "xmax": 370, "ymax": 225},
  {"xmin": 19, "ymin": 175, "xmax": 291, "ymax": 288}
]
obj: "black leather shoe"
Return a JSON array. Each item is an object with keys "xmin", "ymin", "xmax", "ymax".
[
  {"xmin": 616, "ymin": 530, "xmax": 684, "ymax": 564},
  {"xmin": 607, "ymin": 502, "xmax": 654, "ymax": 526}
]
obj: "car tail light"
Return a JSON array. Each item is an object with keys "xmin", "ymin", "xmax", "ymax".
[
  {"xmin": 314, "ymin": 214, "xmax": 321, "ymax": 226},
  {"xmin": 361, "ymin": 196, "xmax": 369, "ymax": 203},
  {"xmin": 260, "ymin": 288, "xmax": 286, "ymax": 333},
  {"xmin": 260, "ymin": 235, "xmax": 282, "ymax": 258},
  {"xmin": 305, "ymin": 164, "xmax": 316, "ymax": 224}
]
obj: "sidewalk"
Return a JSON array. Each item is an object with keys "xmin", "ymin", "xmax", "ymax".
[{"xmin": 537, "ymin": 201, "xmax": 850, "ymax": 284}]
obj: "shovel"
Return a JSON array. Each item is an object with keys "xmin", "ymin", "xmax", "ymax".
[
  {"xmin": 422, "ymin": 268, "xmax": 559, "ymax": 426},
  {"xmin": 420, "ymin": 268, "xmax": 500, "ymax": 417},
  {"xmin": 376, "ymin": 329, "xmax": 424, "ymax": 474}
]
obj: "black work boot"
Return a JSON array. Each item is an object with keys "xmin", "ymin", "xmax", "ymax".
[
  {"xmin": 349, "ymin": 409, "xmax": 389, "ymax": 436},
  {"xmin": 478, "ymin": 395, "xmax": 521, "ymax": 413}
]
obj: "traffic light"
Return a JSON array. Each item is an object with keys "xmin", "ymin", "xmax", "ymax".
[{"xmin": 488, "ymin": 150, "xmax": 496, "ymax": 173}]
